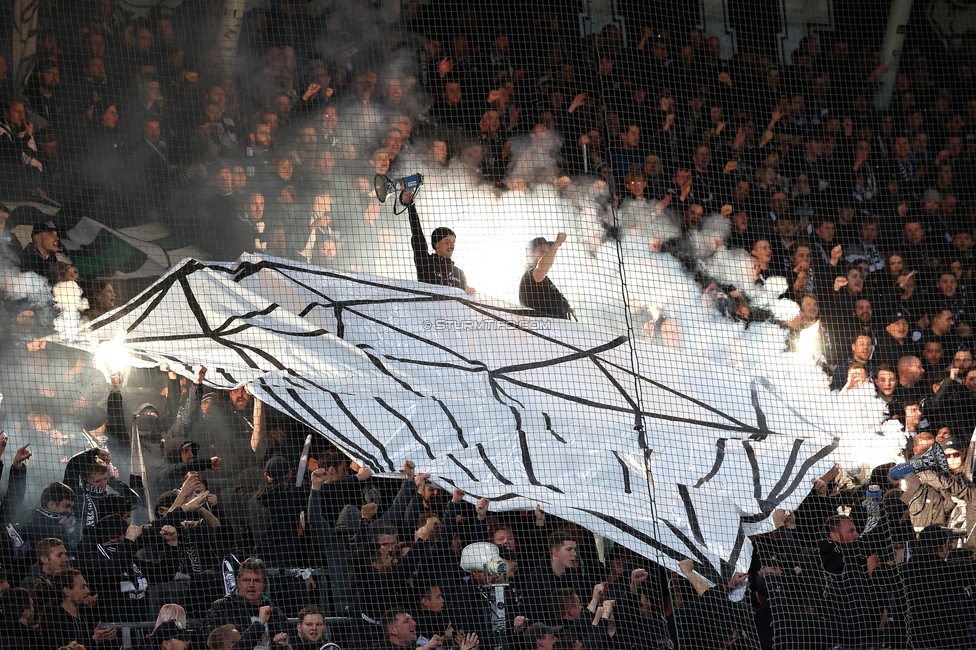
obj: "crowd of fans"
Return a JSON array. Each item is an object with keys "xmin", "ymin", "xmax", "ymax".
[
  {"xmin": 0, "ymin": 368, "xmax": 975, "ymax": 650},
  {"xmin": 3, "ymin": 0, "xmax": 976, "ymax": 649}
]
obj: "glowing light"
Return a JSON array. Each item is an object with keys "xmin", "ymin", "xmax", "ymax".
[
  {"xmin": 92, "ymin": 328, "xmax": 132, "ymax": 383},
  {"xmin": 796, "ymin": 321, "xmax": 821, "ymax": 360},
  {"xmin": 647, "ymin": 303, "xmax": 662, "ymax": 323}
]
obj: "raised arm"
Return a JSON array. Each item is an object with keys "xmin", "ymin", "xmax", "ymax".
[
  {"xmin": 307, "ymin": 469, "xmax": 337, "ymax": 542},
  {"xmin": 402, "ymin": 192, "xmax": 431, "ymax": 278},
  {"xmin": 532, "ymin": 233, "xmax": 567, "ymax": 283},
  {"xmin": 167, "ymin": 365, "xmax": 207, "ymax": 439},
  {"xmin": 378, "ymin": 461, "xmax": 420, "ymax": 527}
]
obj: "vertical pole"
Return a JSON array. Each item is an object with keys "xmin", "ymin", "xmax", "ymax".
[
  {"xmin": 874, "ymin": 0, "xmax": 915, "ymax": 109},
  {"xmin": 217, "ymin": 0, "xmax": 248, "ymax": 74},
  {"xmin": 12, "ymin": 0, "xmax": 40, "ymax": 89}
]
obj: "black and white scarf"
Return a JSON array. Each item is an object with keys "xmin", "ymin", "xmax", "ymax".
[
  {"xmin": 97, "ymin": 542, "xmax": 148, "ymax": 599},
  {"xmin": 81, "ymin": 482, "xmax": 106, "ymax": 527}
]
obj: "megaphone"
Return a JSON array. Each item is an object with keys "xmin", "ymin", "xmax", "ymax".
[{"xmin": 374, "ymin": 173, "xmax": 424, "ymax": 203}]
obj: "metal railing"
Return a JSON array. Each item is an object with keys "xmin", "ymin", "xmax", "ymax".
[{"xmin": 105, "ymin": 616, "xmax": 357, "ymax": 649}]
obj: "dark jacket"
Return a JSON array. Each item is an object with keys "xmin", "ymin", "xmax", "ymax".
[
  {"xmin": 160, "ymin": 455, "xmax": 216, "ymax": 493},
  {"xmin": 519, "ymin": 266, "xmax": 572, "ymax": 319},
  {"xmin": 254, "ymin": 480, "xmax": 310, "ymax": 567},
  {"xmin": 408, "ymin": 204, "xmax": 468, "ymax": 289},
  {"xmin": 816, "ymin": 510, "xmax": 892, "ymax": 648},
  {"xmin": 354, "ymin": 539, "xmax": 433, "ymax": 622},
  {"xmin": 21, "ymin": 242, "xmax": 57, "ymax": 275},
  {"xmin": 901, "ymin": 554, "xmax": 976, "ymax": 649},
  {"xmin": 0, "ymin": 462, "xmax": 27, "ymax": 565},
  {"xmin": 76, "ymin": 536, "xmax": 170, "ymax": 620},
  {"xmin": 0, "ymin": 619, "xmax": 41, "ymax": 647},
  {"xmin": 40, "ymin": 604, "xmax": 121, "ymax": 649},
  {"xmin": 204, "ymin": 592, "xmax": 288, "ymax": 650},
  {"xmin": 21, "ymin": 506, "xmax": 78, "ymax": 550}
]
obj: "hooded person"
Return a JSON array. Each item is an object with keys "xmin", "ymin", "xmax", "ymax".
[
  {"xmin": 158, "ymin": 440, "xmax": 222, "ymax": 493},
  {"xmin": 62, "ymin": 449, "xmax": 123, "ymax": 540},
  {"xmin": 75, "ymin": 514, "xmax": 154, "ymax": 620},
  {"xmin": 135, "ymin": 364, "xmax": 207, "ymax": 449}
]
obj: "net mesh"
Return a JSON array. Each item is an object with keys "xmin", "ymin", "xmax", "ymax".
[{"xmin": 0, "ymin": 0, "xmax": 974, "ymax": 649}]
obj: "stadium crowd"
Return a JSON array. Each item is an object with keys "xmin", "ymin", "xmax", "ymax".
[{"xmin": 3, "ymin": 0, "xmax": 976, "ymax": 648}]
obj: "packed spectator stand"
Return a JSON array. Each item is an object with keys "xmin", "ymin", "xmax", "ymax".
[{"xmin": 3, "ymin": 0, "xmax": 976, "ymax": 649}]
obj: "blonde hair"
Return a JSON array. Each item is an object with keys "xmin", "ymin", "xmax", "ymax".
[{"xmin": 152, "ymin": 603, "xmax": 187, "ymax": 632}]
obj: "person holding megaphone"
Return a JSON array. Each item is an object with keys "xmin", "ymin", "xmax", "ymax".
[{"xmin": 401, "ymin": 189, "xmax": 476, "ymax": 295}]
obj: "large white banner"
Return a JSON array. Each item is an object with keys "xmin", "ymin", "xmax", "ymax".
[{"xmin": 83, "ymin": 254, "xmax": 897, "ymax": 582}]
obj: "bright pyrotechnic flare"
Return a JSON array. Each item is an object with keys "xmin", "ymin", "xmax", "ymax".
[
  {"xmin": 796, "ymin": 321, "xmax": 821, "ymax": 360},
  {"xmin": 92, "ymin": 328, "xmax": 132, "ymax": 383},
  {"xmin": 647, "ymin": 303, "xmax": 662, "ymax": 323}
]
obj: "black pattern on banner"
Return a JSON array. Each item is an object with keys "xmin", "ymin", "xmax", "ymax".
[
  {"xmin": 753, "ymin": 376, "xmax": 825, "ymax": 433},
  {"xmin": 211, "ymin": 303, "xmax": 280, "ymax": 334},
  {"xmin": 749, "ymin": 379, "xmax": 772, "ymax": 440},
  {"xmin": 611, "ymin": 451, "xmax": 632, "ymax": 494},
  {"xmin": 720, "ymin": 526, "xmax": 747, "ymax": 583},
  {"xmin": 381, "ymin": 354, "xmax": 483, "ymax": 374},
  {"xmin": 497, "ymin": 374, "xmax": 764, "ymax": 434},
  {"xmin": 490, "ymin": 336, "xmax": 628, "ymax": 374},
  {"xmin": 597, "ymin": 355, "xmax": 759, "ymax": 431},
  {"xmin": 221, "ymin": 339, "xmax": 286, "ymax": 370},
  {"xmin": 374, "ymin": 396, "xmax": 436, "ymax": 460},
  {"xmin": 89, "ymin": 261, "xmax": 195, "ymax": 332},
  {"xmin": 281, "ymin": 376, "xmax": 396, "ymax": 472},
  {"xmin": 299, "ymin": 302, "xmax": 332, "ymax": 317},
  {"xmin": 357, "ymin": 345, "xmax": 425, "ymax": 397},
  {"xmin": 740, "ymin": 437, "xmax": 839, "ymax": 524},
  {"xmin": 84, "ymin": 257, "xmax": 844, "ymax": 577},
  {"xmin": 742, "ymin": 440, "xmax": 765, "ymax": 503},
  {"xmin": 577, "ymin": 507, "xmax": 725, "ymax": 585},
  {"xmin": 446, "ymin": 454, "xmax": 479, "ymax": 482},
  {"xmin": 541, "ymin": 412, "xmax": 567, "ymax": 444},
  {"xmin": 694, "ymin": 439, "xmax": 728, "ymax": 488},
  {"xmin": 475, "ymin": 444, "xmax": 514, "ymax": 485},
  {"xmin": 766, "ymin": 438, "xmax": 805, "ymax": 502},
  {"xmin": 123, "ymin": 282, "xmax": 172, "ymax": 333},
  {"xmin": 334, "ymin": 303, "xmax": 345, "ymax": 338},
  {"xmin": 510, "ymin": 408, "xmax": 563, "ymax": 493},
  {"xmin": 435, "ymin": 476, "xmax": 529, "ymax": 502},
  {"xmin": 490, "ymin": 378, "xmax": 526, "ymax": 409},
  {"xmin": 258, "ymin": 380, "xmax": 382, "ymax": 471},
  {"xmin": 678, "ymin": 484, "xmax": 706, "ymax": 545},
  {"xmin": 432, "ymin": 397, "xmax": 468, "ymax": 448},
  {"xmin": 178, "ymin": 274, "xmax": 212, "ymax": 334}
]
